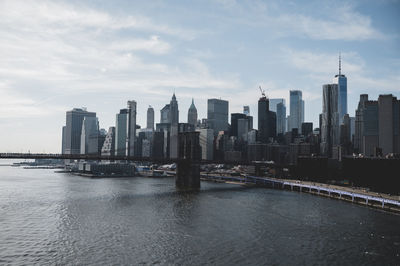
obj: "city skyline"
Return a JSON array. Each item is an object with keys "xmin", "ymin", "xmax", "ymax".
[{"xmin": 1, "ymin": 0, "xmax": 399, "ymax": 153}]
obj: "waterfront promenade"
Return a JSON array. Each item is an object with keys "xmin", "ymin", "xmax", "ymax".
[{"xmin": 201, "ymin": 174, "xmax": 400, "ymax": 213}]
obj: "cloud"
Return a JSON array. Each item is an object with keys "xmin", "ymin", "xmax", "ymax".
[
  {"xmin": 109, "ymin": 36, "xmax": 171, "ymax": 54},
  {"xmin": 0, "ymin": 82, "xmax": 66, "ymax": 119},
  {"xmin": 214, "ymin": 1, "xmax": 384, "ymax": 41},
  {"xmin": 0, "ymin": 0, "xmax": 196, "ymax": 40},
  {"xmin": 281, "ymin": 48, "xmax": 364, "ymax": 75},
  {"xmin": 275, "ymin": 5, "xmax": 384, "ymax": 41}
]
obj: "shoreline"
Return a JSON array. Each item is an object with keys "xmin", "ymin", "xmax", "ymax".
[{"xmin": 201, "ymin": 175, "xmax": 400, "ymax": 214}]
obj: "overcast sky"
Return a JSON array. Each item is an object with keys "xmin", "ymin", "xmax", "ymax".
[{"xmin": 0, "ymin": 0, "xmax": 399, "ymax": 153}]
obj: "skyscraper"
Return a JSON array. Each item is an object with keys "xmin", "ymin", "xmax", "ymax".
[
  {"xmin": 378, "ymin": 95, "xmax": 399, "ymax": 155},
  {"xmin": 115, "ymin": 109, "xmax": 128, "ymax": 156},
  {"xmin": 320, "ymin": 84, "xmax": 339, "ymax": 157},
  {"xmin": 169, "ymin": 93, "xmax": 179, "ymax": 158},
  {"xmin": 61, "ymin": 126, "xmax": 66, "ymax": 154},
  {"xmin": 126, "ymin": 100, "xmax": 137, "ymax": 156},
  {"xmin": 230, "ymin": 113, "xmax": 247, "ymax": 137},
  {"xmin": 187, "ymin": 98, "xmax": 198, "ymax": 126},
  {"xmin": 354, "ymin": 94, "xmax": 368, "ymax": 154},
  {"xmin": 288, "ymin": 90, "xmax": 304, "ymax": 132},
  {"xmin": 333, "ymin": 54, "xmax": 347, "ymax": 124},
  {"xmin": 207, "ymin": 98, "xmax": 229, "ymax": 136},
  {"xmin": 160, "ymin": 104, "xmax": 170, "ymax": 123},
  {"xmin": 363, "ymin": 100, "xmax": 379, "ymax": 156},
  {"xmin": 269, "ymin": 99, "xmax": 285, "ymax": 112},
  {"xmin": 101, "ymin": 127, "xmax": 115, "ymax": 156},
  {"xmin": 80, "ymin": 116, "xmax": 99, "ymax": 154},
  {"xmin": 64, "ymin": 108, "xmax": 96, "ymax": 155},
  {"xmin": 258, "ymin": 96, "xmax": 276, "ymax": 143},
  {"xmin": 243, "ymin": 106, "xmax": 250, "ymax": 116},
  {"xmin": 147, "ymin": 105, "xmax": 154, "ymax": 130},
  {"xmin": 276, "ymin": 102, "xmax": 286, "ymax": 134}
]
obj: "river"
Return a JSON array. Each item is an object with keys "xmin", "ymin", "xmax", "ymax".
[{"xmin": 0, "ymin": 163, "xmax": 399, "ymax": 265}]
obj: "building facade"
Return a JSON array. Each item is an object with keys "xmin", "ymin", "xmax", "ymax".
[
  {"xmin": 126, "ymin": 100, "xmax": 137, "ymax": 156},
  {"xmin": 187, "ymin": 99, "xmax": 198, "ymax": 127},
  {"xmin": 320, "ymin": 84, "xmax": 339, "ymax": 157},
  {"xmin": 115, "ymin": 109, "xmax": 128, "ymax": 156},
  {"xmin": 64, "ymin": 108, "xmax": 96, "ymax": 155},
  {"xmin": 169, "ymin": 93, "xmax": 179, "ymax": 158},
  {"xmin": 354, "ymin": 94, "xmax": 369, "ymax": 154},
  {"xmin": 333, "ymin": 55, "xmax": 347, "ymax": 125},
  {"xmin": 147, "ymin": 106, "xmax": 154, "ymax": 130},
  {"xmin": 288, "ymin": 90, "xmax": 304, "ymax": 132},
  {"xmin": 160, "ymin": 104, "xmax": 170, "ymax": 124},
  {"xmin": 101, "ymin": 127, "xmax": 115, "ymax": 156},
  {"xmin": 207, "ymin": 98, "xmax": 229, "ymax": 136},
  {"xmin": 276, "ymin": 102, "xmax": 286, "ymax": 134},
  {"xmin": 197, "ymin": 128, "xmax": 214, "ymax": 160},
  {"xmin": 80, "ymin": 116, "xmax": 99, "ymax": 155},
  {"xmin": 258, "ymin": 96, "xmax": 276, "ymax": 143}
]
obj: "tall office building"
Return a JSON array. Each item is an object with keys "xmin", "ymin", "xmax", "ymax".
[
  {"xmin": 169, "ymin": 93, "xmax": 179, "ymax": 158},
  {"xmin": 270, "ymin": 98, "xmax": 286, "ymax": 134},
  {"xmin": 160, "ymin": 104, "xmax": 170, "ymax": 124},
  {"xmin": 64, "ymin": 108, "xmax": 96, "ymax": 155},
  {"xmin": 378, "ymin": 95, "xmax": 399, "ymax": 155},
  {"xmin": 187, "ymin": 99, "xmax": 198, "ymax": 126},
  {"xmin": 61, "ymin": 126, "xmax": 66, "ymax": 154},
  {"xmin": 197, "ymin": 128, "xmax": 214, "ymax": 160},
  {"xmin": 126, "ymin": 100, "xmax": 137, "ymax": 156},
  {"xmin": 258, "ymin": 95, "xmax": 276, "ymax": 143},
  {"xmin": 115, "ymin": 109, "xmax": 128, "ymax": 156},
  {"xmin": 207, "ymin": 98, "xmax": 229, "ymax": 136},
  {"xmin": 269, "ymin": 99, "xmax": 285, "ymax": 112},
  {"xmin": 320, "ymin": 84, "xmax": 339, "ymax": 157},
  {"xmin": 147, "ymin": 106, "xmax": 154, "ymax": 130},
  {"xmin": 333, "ymin": 54, "xmax": 347, "ymax": 124},
  {"xmin": 237, "ymin": 118, "xmax": 249, "ymax": 141},
  {"xmin": 288, "ymin": 91, "xmax": 304, "ymax": 132},
  {"xmin": 354, "ymin": 94, "xmax": 369, "ymax": 154},
  {"xmin": 230, "ymin": 113, "xmax": 247, "ymax": 137},
  {"xmin": 274, "ymin": 101, "xmax": 286, "ymax": 134},
  {"xmin": 101, "ymin": 127, "xmax": 115, "ymax": 156},
  {"xmin": 80, "ymin": 116, "xmax": 99, "ymax": 154},
  {"xmin": 361, "ymin": 94, "xmax": 400, "ymax": 156},
  {"xmin": 301, "ymin": 122, "xmax": 313, "ymax": 137},
  {"xmin": 363, "ymin": 100, "xmax": 379, "ymax": 156},
  {"xmin": 243, "ymin": 106, "xmax": 250, "ymax": 116}
]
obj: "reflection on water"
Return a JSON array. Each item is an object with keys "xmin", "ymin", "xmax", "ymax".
[{"xmin": 0, "ymin": 165, "xmax": 399, "ymax": 265}]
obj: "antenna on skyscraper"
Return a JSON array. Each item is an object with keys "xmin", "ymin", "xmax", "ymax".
[
  {"xmin": 259, "ymin": 86, "xmax": 266, "ymax": 98},
  {"xmin": 339, "ymin": 52, "xmax": 341, "ymax": 76}
]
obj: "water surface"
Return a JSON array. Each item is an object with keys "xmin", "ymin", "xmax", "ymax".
[{"xmin": 0, "ymin": 165, "xmax": 399, "ymax": 265}]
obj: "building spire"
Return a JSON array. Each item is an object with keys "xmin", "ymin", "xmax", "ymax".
[{"xmin": 339, "ymin": 52, "xmax": 341, "ymax": 76}]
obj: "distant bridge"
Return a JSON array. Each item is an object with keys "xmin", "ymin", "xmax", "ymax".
[
  {"xmin": 0, "ymin": 152, "xmax": 272, "ymax": 166},
  {"xmin": 0, "ymin": 153, "xmax": 278, "ymax": 189}
]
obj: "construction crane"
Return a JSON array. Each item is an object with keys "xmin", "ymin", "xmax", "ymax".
[{"xmin": 259, "ymin": 86, "xmax": 266, "ymax": 98}]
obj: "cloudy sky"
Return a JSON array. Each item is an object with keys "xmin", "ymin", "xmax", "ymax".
[{"xmin": 0, "ymin": 0, "xmax": 399, "ymax": 153}]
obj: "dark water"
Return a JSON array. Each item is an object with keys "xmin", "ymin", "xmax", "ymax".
[{"xmin": 0, "ymin": 165, "xmax": 399, "ymax": 265}]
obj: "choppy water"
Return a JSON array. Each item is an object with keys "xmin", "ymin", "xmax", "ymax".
[{"xmin": 0, "ymin": 163, "xmax": 399, "ymax": 265}]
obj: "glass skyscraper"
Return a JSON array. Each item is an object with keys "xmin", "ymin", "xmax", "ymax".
[
  {"xmin": 288, "ymin": 90, "xmax": 304, "ymax": 132},
  {"xmin": 63, "ymin": 108, "xmax": 96, "ymax": 155},
  {"xmin": 270, "ymin": 98, "xmax": 286, "ymax": 134},
  {"xmin": 333, "ymin": 55, "xmax": 347, "ymax": 125},
  {"xmin": 207, "ymin": 98, "xmax": 229, "ymax": 136}
]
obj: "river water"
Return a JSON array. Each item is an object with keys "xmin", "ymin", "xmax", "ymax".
[{"xmin": 0, "ymin": 164, "xmax": 399, "ymax": 265}]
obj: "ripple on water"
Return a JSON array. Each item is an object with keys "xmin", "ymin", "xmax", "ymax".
[{"xmin": 0, "ymin": 168, "xmax": 400, "ymax": 265}]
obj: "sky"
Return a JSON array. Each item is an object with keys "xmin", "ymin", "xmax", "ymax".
[{"xmin": 0, "ymin": 0, "xmax": 399, "ymax": 153}]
